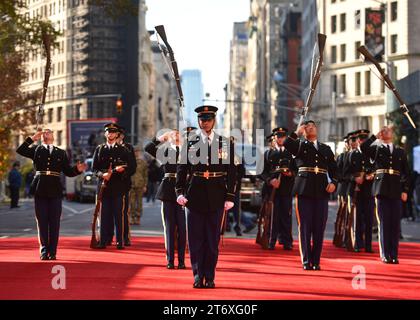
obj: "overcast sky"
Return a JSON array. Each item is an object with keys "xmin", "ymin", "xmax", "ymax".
[{"xmin": 146, "ymin": 0, "xmax": 250, "ymax": 109}]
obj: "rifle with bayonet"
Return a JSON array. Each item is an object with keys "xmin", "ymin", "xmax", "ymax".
[{"xmin": 358, "ymin": 45, "xmax": 416, "ymax": 129}]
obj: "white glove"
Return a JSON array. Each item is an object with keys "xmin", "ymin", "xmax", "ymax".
[
  {"xmin": 224, "ymin": 201, "xmax": 234, "ymax": 211},
  {"xmin": 177, "ymin": 195, "xmax": 188, "ymax": 206}
]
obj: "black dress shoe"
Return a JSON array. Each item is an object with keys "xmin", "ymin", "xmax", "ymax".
[
  {"xmin": 106, "ymin": 240, "xmax": 113, "ymax": 246},
  {"xmin": 312, "ymin": 264, "xmax": 321, "ymax": 271},
  {"xmin": 167, "ymin": 263, "xmax": 175, "ymax": 269},
  {"xmin": 124, "ymin": 240, "xmax": 131, "ymax": 247},
  {"xmin": 40, "ymin": 254, "xmax": 49, "ymax": 261},
  {"xmin": 234, "ymin": 227, "xmax": 242, "ymax": 237},
  {"xmin": 177, "ymin": 262, "xmax": 186, "ymax": 269},
  {"xmin": 204, "ymin": 280, "xmax": 215, "ymax": 288},
  {"xmin": 303, "ymin": 263, "xmax": 312, "ymax": 270},
  {"xmin": 267, "ymin": 244, "xmax": 275, "ymax": 250},
  {"xmin": 193, "ymin": 278, "xmax": 204, "ymax": 288},
  {"xmin": 116, "ymin": 243, "xmax": 124, "ymax": 250},
  {"xmin": 353, "ymin": 248, "xmax": 361, "ymax": 253},
  {"xmin": 391, "ymin": 258, "xmax": 399, "ymax": 264},
  {"xmin": 49, "ymin": 255, "xmax": 56, "ymax": 260},
  {"xmin": 96, "ymin": 243, "xmax": 106, "ymax": 249},
  {"xmin": 382, "ymin": 257, "xmax": 392, "ymax": 264},
  {"xmin": 365, "ymin": 248, "xmax": 374, "ymax": 253},
  {"xmin": 283, "ymin": 245, "xmax": 293, "ymax": 251},
  {"xmin": 243, "ymin": 225, "xmax": 256, "ymax": 233}
]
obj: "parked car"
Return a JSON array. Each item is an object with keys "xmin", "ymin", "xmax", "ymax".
[
  {"xmin": 235, "ymin": 143, "xmax": 264, "ymax": 212},
  {"xmin": 74, "ymin": 158, "xmax": 97, "ymax": 202}
]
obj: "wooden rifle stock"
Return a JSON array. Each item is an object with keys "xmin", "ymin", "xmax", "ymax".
[
  {"xmin": 256, "ymin": 172, "xmax": 283, "ymax": 249},
  {"xmin": 90, "ymin": 164, "xmax": 112, "ymax": 248}
]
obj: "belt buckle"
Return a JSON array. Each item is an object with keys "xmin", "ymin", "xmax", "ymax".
[
  {"xmin": 314, "ymin": 166, "xmax": 319, "ymax": 175},
  {"xmin": 389, "ymin": 169, "xmax": 394, "ymax": 175},
  {"xmin": 203, "ymin": 170, "xmax": 210, "ymax": 180},
  {"xmin": 46, "ymin": 170, "xmax": 51, "ymax": 175}
]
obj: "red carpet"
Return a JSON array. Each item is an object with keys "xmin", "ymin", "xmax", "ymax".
[{"xmin": 0, "ymin": 237, "xmax": 419, "ymax": 300}]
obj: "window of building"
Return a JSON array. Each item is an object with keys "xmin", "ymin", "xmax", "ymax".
[
  {"xmin": 331, "ymin": 45, "xmax": 337, "ymax": 63},
  {"xmin": 57, "ymin": 107, "xmax": 63, "ymax": 122},
  {"xmin": 391, "ymin": 34, "xmax": 398, "ymax": 54},
  {"xmin": 355, "ymin": 10, "xmax": 361, "ymax": 29},
  {"xmin": 331, "ymin": 74, "xmax": 337, "ymax": 93},
  {"xmin": 340, "ymin": 74, "xmax": 346, "ymax": 95},
  {"xmin": 340, "ymin": 13, "xmax": 346, "ymax": 32},
  {"xmin": 391, "ymin": 1, "xmax": 398, "ymax": 21},
  {"xmin": 340, "ymin": 44, "xmax": 346, "ymax": 62},
  {"xmin": 57, "ymin": 131, "xmax": 63, "ymax": 146},
  {"xmin": 47, "ymin": 108, "xmax": 53, "ymax": 123},
  {"xmin": 355, "ymin": 41, "xmax": 361, "ymax": 60},
  {"xmin": 393, "ymin": 65, "xmax": 398, "ymax": 80},
  {"xmin": 355, "ymin": 72, "xmax": 361, "ymax": 96},
  {"xmin": 337, "ymin": 118, "xmax": 347, "ymax": 137},
  {"xmin": 365, "ymin": 70, "xmax": 371, "ymax": 95},
  {"xmin": 359, "ymin": 116, "xmax": 370, "ymax": 130},
  {"xmin": 331, "ymin": 15, "xmax": 337, "ymax": 33}
]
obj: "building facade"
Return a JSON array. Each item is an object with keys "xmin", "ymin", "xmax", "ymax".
[
  {"xmin": 301, "ymin": 0, "xmax": 420, "ymax": 144},
  {"xmin": 20, "ymin": 0, "xmax": 140, "ymax": 149},
  {"xmin": 225, "ymin": 22, "xmax": 248, "ymax": 132},
  {"xmin": 181, "ymin": 69, "xmax": 204, "ymax": 127}
]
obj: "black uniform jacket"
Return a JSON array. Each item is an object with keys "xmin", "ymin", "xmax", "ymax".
[
  {"xmin": 92, "ymin": 143, "xmax": 136, "ymax": 197},
  {"xmin": 344, "ymin": 148, "xmax": 374, "ymax": 198},
  {"xmin": 145, "ymin": 137, "xmax": 179, "ymax": 202},
  {"xmin": 360, "ymin": 135, "xmax": 409, "ymax": 199},
  {"xmin": 283, "ymin": 133, "xmax": 338, "ymax": 199},
  {"xmin": 120, "ymin": 142, "xmax": 137, "ymax": 193},
  {"xmin": 260, "ymin": 146, "xmax": 296, "ymax": 197},
  {"xmin": 336, "ymin": 151, "xmax": 350, "ymax": 197},
  {"xmin": 175, "ymin": 132, "xmax": 237, "ymax": 212},
  {"xmin": 16, "ymin": 137, "xmax": 81, "ymax": 198}
]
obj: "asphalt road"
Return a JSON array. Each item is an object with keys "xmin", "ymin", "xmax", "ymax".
[{"xmin": 1, "ymin": 197, "xmax": 420, "ymax": 243}]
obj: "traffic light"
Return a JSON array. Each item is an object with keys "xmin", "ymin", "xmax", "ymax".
[{"xmin": 116, "ymin": 97, "xmax": 123, "ymax": 114}]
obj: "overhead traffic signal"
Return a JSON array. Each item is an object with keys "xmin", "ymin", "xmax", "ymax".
[{"xmin": 116, "ymin": 97, "xmax": 123, "ymax": 114}]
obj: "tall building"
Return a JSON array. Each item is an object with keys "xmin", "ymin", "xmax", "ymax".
[
  {"xmin": 245, "ymin": 0, "xmax": 302, "ymax": 143},
  {"xmin": 226, "ymin": 22, "xmax": 248, "ymax": 132},
  {"xmin": 301, "ymin": 0, "xmax": 420, "ymax": 144},
  {"xmin": 20, "ymin": 0, "xmax": 139, "ymax": 149},
  {"xmin": 181, "ymin": 69, "xmax": 204, "ymax": 126}
]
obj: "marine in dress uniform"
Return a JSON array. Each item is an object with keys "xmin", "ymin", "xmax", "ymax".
[
  {"xmin": 360, "ymin": 126, "xmax": 409, "ymax": 264},
  {"xmin": 176, "ymin": 106, "xmax": 236, "ymax": 288},
  {"xmin": 145, "ymin": 128, "xmax": 193, "ymax": 269},
  {"xmin": 283, "ymin": 120, "xmax": 338, "ymax": 270},
  {"xmin": 16, "ymin": 129, "xmax": 86, "ymax": 260},
  {"xmin": 260, "ymin": 127, "xmax": 296, "ymax": 250},
  {"xmin": 92, "ymin": 123, "xmax": 136, "ymax": 250},
  {"xmin": 117, "ymin": 127, "xmax": 137, "ymax": 246},
  {"xmin": 343, "ymin": 130, "xmax": 375, "ymax": 253}
]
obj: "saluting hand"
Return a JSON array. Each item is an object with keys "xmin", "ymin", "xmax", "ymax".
[
  {"xmin": 296, "ymin": 125, "xmax": 306, "ymax": 137},
  {"xmin": 31, "ymin": 129, "xmax": 43, "ymax": 142}
]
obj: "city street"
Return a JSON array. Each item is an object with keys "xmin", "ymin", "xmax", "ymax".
[{"xmin": 1, "ymin": 197, "xmax": 419, "ymax": 243}]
